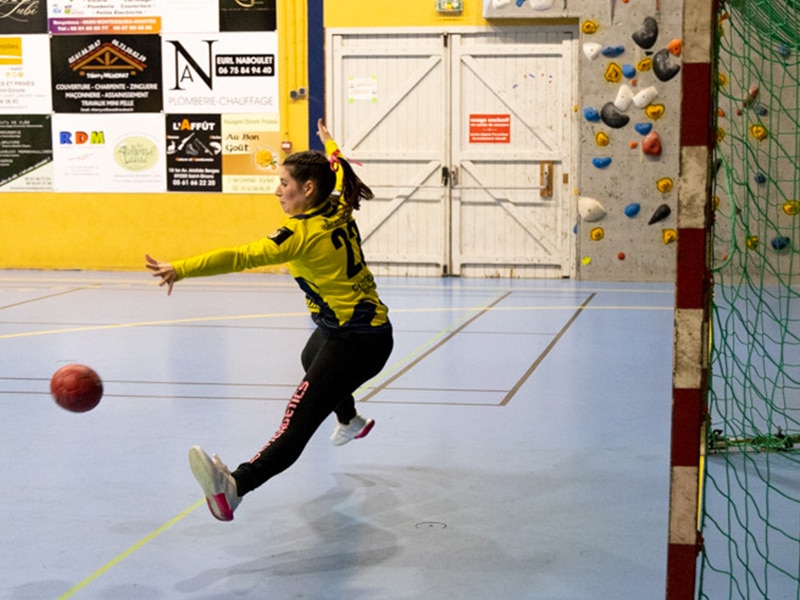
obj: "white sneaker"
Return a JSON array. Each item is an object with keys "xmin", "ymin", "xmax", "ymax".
[
  {"xmin": 331, "ymin": 414, "xmax": 375, "ymax": 446},
  {"xmin": 189, "ymin": 446, "xmax": 241, "ymax": 521}
]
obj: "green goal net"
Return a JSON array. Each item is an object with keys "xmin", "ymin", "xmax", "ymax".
[{"xmin": 700, "ymin": 0, "xmax": 800, "ymax": 598}]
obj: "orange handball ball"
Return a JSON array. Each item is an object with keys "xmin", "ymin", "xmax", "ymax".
[{"xmin": 50, "ymin": 364, "xmax": 104, "ymax": 413}]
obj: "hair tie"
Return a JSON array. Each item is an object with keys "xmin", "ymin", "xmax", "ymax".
[{"xmin": 328, "ymin": 148, "xmax": 363, "ymax": 171}]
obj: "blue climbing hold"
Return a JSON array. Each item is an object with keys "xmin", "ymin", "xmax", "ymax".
[
  {"xmin": 622, "ymin": 64, "xmax": 637, "ymax": 79},
  {"xmin": 624, "ymin": 203, "xmax": 641, "ymax": 218},
  {"xmin": 771, "ymin": 236, "xmax": 791, "ymax": 251},
  {"xmin": 592, "ymin": 157, "xmax": 612, "ymax": 169},
  {"xmin": 601, "ymin": 45, "xmax": 625, "ymax": 58},
  {"xmin": 584, "ymin": 107, "xmax": 601, "ymax": 122},
  {"xmin": 634, "ymin": 122, "xmax": 653, "ymax": 135},
  {"xmin": 755, "ymin": 172, "xmax": 767, "ymax": 184}
]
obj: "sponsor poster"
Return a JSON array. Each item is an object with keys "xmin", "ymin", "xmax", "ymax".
[
  {"xmin": 0, "ymin": 35, "xmax": 52, "ymax": 113},
  {"xmin": 219, "ymin": 0, "xmax": 276, "ymax": 32},
  {"xmin": 0, "ymin": 114, "xmax": 52, "ymax": 191},
  {"xmin": 50, "ymin": 34, "xmax": 163, "ymax": 113},
  {"xmin": 47, "ymin": 0, "xmax": 161, "ymax": 34},
  {"xmin": 221, "ymin": 113, "xmax": 279, "ymax": 193},
  {"xmin": 0, "ymin": 0, "xmax": 48, "ymax": 34},
  {"xmin": 52, "ymin": 113, "xmax": 166, "ymax": 192},
  {"xmin": 162, "ymin": 32, "xmax": 277, "ymax": 115},
  {"xmin": 166, "ymin": 113, "xmax": 222, "ymax": 192}
]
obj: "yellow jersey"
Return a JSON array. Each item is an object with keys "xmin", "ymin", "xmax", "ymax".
[{"xmin": 172, "ymin": 198, "xmax": 390, "ymax": 332}]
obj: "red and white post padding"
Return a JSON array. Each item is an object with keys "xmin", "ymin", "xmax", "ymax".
[{"xmin": 667, "ymin": 1, "xmax": 719, "ymax": 598}]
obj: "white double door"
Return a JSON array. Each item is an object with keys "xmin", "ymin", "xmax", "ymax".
[{"xmin": 327, "ymin": 27, "xmax": 577, "ymax": 278}]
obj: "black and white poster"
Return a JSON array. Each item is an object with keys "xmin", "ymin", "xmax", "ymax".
[
  {"xmin": 50, "ymin": 34, "xmax": 163, "ymax": 113},
  {"xmin": 0, "ymin": 114, "xmax": 52, "ymax": 191},
  {"xmin": 166, "ymin": 113, "xmax": 222, "ymax": 192}
]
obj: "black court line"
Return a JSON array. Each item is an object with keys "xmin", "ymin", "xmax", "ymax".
[
  {"xmin": 499, "ymin": 292, "xmax": 597, "ymax": 406},
  {"xmin": 359, "ymin": 291, "xmax": 513, "ymax": 402}
]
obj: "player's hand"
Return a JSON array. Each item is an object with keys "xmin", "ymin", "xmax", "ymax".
[
  {"xmin": 316, "ymin": 118, "xmax": 333, "ymax": 145},
  {"xmin": 145, "ymin": 254, "xmax": 178, "ymax": 296}
]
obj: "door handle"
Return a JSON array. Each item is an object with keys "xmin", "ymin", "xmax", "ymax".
[
  {"xmin": 540, "ymin": 161, "xmax": 553, "ymax": 198},
  {"xmin": 441, "ymin": 166, "xmax": 449, "ymax": 186}
]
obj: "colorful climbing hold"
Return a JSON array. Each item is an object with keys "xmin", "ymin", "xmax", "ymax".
[
  {"xmin": 583, "ymin": 106, "xmax": 601, "ymax": 121},
  {"xmin": 743, "ymin": 85, "xmax": 759, "ymax": 107},
  {"xmin": 634, "ymin": 86, "xmax": 659, "ymax": 108},
  {"xmin": 755, "ymin": 173, "xmax": 767, "ymax": 184},
  {"xmin": 601, "ymin": 45, "xmax": 625, "ymax": 58},
  {"xmin": 718, "ymin": 73, "xmax": 728, "ymax": 86},
  {"xmin": 578, "ymin": 196, "xmax": 607, "ymax": 222},
  {"xmin": 635, "ymin": 122, "xmax": 653, "ymax": 135},
  {"xmin": 605, "ymin": 62, "xmax": 623, "ymax": 83},
  {"xmin": 717, "ymin": 127, "xmax": 726, "ymax": 142},
  {"xmin": 771, "ymin": 236, "xmax": 790, "ymax": 252},
  {"xmin": 637, "ymin": 58, "xmax": 653, "ymax": 72},
  {"xmin": 662, "ymin": 229, "xmax": 677, "ymax": 244},
  {"xmin": 582, "ymin": 20, "xmax": 598, "ymax": 34},
  {"xmin": 776, "ymin": 43, "xmax": 792, "ymax": 59},
  {"xmin": 632, "ymin": 16, "xmax": 659, "ymax": 50},
  {"xmin": 601, "ymin": 102, "xmax": 630, "ymax": 128},
  {"xmin": 617, "ymin": 252, "xmax": 626, "ymax": 260},
  {"xmin": 595, "ymin": 131, "xmax": 610, "ymax": 146},
  {"xmin": 668, "ymin": 39, "xmax": 683, "ymax": 56},
  {"xmin": 624, "ymin": 203, "xmax": 641, "ymax": 218},
  {"xmin": 622, "ymin": 64, "xmax": 637, "ymax": 79},
  {"xmin": 581, "ymin": 256, "xmax": 592, "ymax": 266},
  {"xmin": 782, "ymin": 200, "xmax": 800, "ymax": 216},
  {"xmin": 746, "ymin": 236, "xmax": 759, "ymax": 250},
  {"xmin": 648, "ymin": 203, "xmax": 671, "ymax": 225},
  {"xmin": 629, "ymin": 141, "xmax": 639, "ymax": 149},
  {"xmin": 583, "ymin": 43, "xmax": 603, "ymax": 60},
  {"xmin": 642, "ymin": 131, "xmax": 662, "ymax": 156},
  {"xmin": 590, "ymin": 227, "xmax": 604, "ymax": 241},
  {"xmin": 592, "ymin": 157, "xmax": 612, "ymax": 169},
  {"xmin": 614, "ymin": 85, "xmax": 634, "ymax": 111},
  {"xmin": 646, "ymin": 104, "xmax": 666, "ymax": 121},
  {"xmin": 653, "ymin": 48, "xmax": 681, "ymax": 82},
  {"xmin": 750, "ymin": 124, "xmax": 768, "ymax": 141},
  {"xmin": 657, "ymin": 177, "xmax": 673, "ymax": 193}
]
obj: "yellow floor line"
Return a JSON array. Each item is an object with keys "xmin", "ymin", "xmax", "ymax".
[{"xmin": 57, "ymin": 499, "xmax": 204, "ymax": 599}]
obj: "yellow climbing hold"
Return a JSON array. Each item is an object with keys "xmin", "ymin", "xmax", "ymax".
[
  {"xmin": 662, "ymin": 229, "xmax": 677, "ymax": 245},
  {"xmin": 582, "ymin": 20, "xmax": 598, "ymax": 34},
  {"xmin": 590, "ymin": 227, "xmax": 604, "ymax": 241},
  {"xmin": 783, "ymin": 200, "xmax": 800, "ymax": 216},
  {"xmin": 657, "ymin": 177, "xmax": 673, "ymax": 193},
  {"xmin": 604, "ymin": 63, "xmax": 622, "ymax": 83},
  {"xmin": 581, "ymin": 256, "xmax": 592, "ymax": 266},
  {"xmin": 718, "ymin": 73, "xmax": 728, "ymax": 86},
  {"xmin": 595, "ymin": 131, "xmax": 610, "ymax": 146},
  {"xmin": 750, "ymin": 124, "xmax": 768, "ymax": 141},
  {"xmin": 713, "ymin": 196, "xmax": 721, "ymax": 210},
  {"xmin": 637, "ymin": 58, "xmax": 653, "ymax": 72},
  {"xmin": 746, "ymin": 236, "xmax": 759, "ymax": 250},
  {"xmin": 717, "ymin": 127, "xmax": 726, "ymax": 142},
  {"xmin": 645, "ymin": 104, "xmax": 665, "ymax": 120}
]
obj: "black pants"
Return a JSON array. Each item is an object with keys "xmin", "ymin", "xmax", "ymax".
[{"xmin": 232, "ymin": 324, "xmax": 393, "ymax": 495}]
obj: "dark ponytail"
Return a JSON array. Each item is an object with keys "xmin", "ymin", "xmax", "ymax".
[{"xmin": 282, "ymin": 150, "xmax": 373, "ymax": 212}]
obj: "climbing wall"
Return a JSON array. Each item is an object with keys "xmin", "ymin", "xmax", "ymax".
[{"xmin": 485, "ymin": 0, "xmax": 684, "ymax": 282}]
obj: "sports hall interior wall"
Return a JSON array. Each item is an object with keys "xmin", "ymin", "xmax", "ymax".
[{"xmin": 1, "ymin": 0, "xmax": 688, "ymax": 282}]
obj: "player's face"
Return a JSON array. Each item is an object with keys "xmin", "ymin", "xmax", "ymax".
[{"xmin": 275, "ymin": 166, "xmax": 311, "ymax": 216}]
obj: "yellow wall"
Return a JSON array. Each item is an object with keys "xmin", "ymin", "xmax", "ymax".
[
  {"xmin": 0, "ymin": 0, "xmax": 547, "ymax": 271},
  {"xmin": 0, "ymin": 0, "xmax": 307, "ymax": 272},
  {"xmin": 325, "ymin": 0, "xmax": 491, "ymax": 28}
]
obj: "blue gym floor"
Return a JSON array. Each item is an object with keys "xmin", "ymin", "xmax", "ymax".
[{"xmin": 0, "ymin": 270, "xmax": 674, "ymax": 599}]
